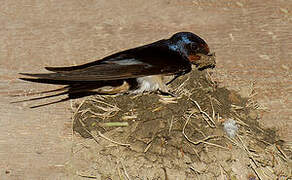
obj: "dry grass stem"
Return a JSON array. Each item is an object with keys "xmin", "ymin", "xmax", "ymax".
[
  {"xmin": 276, "ymin": 145, "xmax": 288, "ymax": 161},
  {"xmin": 206, "ymin": 71, "xmax": 215, "ymax": 85},
  {"xmin": 73, "ymin": 99, "xmax": 86, "ymax": 119},
  {"xmin": 77, "ymin": 113, "xmax": 130, "ymax": 147},
  {"xmin": 168, "ymin": 116, "xmax": 174, "ymax": 134},
  {"xmin": 99, "ymin": 122, "xmax": 129, "ymax": 127},
  {"xmin": 231, "ymin": 104, "xmax": 244, "ymax": 110},
  {"xmin": 76, "ymin": 172, "xmax": 97, "ymax": 179},
  {"xmin": 144, "ymin": 141, "xmax": 153, "ymax": 153},
  {"xmin": 122, "ymin": 115, "xmax": 137, "ymax": 120},
  {"xmin": 202, "ymin": 141, "xmax": 229, "ymax": 150},
  {"xmin": 97, "ymin": 131, "xmax": 130, "ymax": 147},
  {"xmin": 183, "ymin": 116, "xmax": 219, "ymax": 146},
  {"xmin": 152, "ymin": 106, "xmax": 164, "ymax": 112},
  {"xmin": 158, "ymin": 95, "xmax": 180, "ymax": 104},
  {"xmin": 234, "ymin": 117, "xmax": 249, "ymax": 127},
  {"xmin": 225, "ymin": 135, "xmax": 238, "ymax": 146},
  {"xmin": 236, "ymin": 134, "xmax": 259, "ymax": 167},
  {"xmin": 219, "ymin": 164, "xmax": 225, "ymax": 180},
  {"xmin": 121, "ymin": 161, "xmax": 131, "ymax": 180},
  {"xmin": 211, "ymin": 97, "xmax": 222, "ymax": 107},
  {"xmin": 173, "ymin": 76, "xmax": 190, "ymax": 94},
  {"xmin": 210, "ymin": 99, "xmax": 215, "ymax": 121},
  {"xmin": 88, "ymin": 100, "xmax": 120, "ymax": 119},
  {"xmin": 190, "ymin": 98, "xmax": 216, "ymax": 127},
  {"xmin": 78, "ymin": 118, "xmax": 101, "ymax": 144},
  {"xmin": 185, "ymin": 143, "xmax": 201, "ymax": 161},
  {"xmin": 250, "ymin": 159, "xmax": 263, "ymax": 180},
  {"xmin": 117, "ymin": 165, "xmax": 123, "ymax": 180},
  {"xmin": 189, "ymin": 165, "xmax": 203, "ymax": 174}
]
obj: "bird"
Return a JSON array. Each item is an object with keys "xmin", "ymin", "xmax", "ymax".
[{"xmin": 16, "ymin": 32, "xmax": 216, "ymax": 108}]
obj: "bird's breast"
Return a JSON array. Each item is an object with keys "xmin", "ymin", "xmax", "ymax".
[{"xmin": 130, "ymin": 75, "xmax": 172, "ymax": 94}]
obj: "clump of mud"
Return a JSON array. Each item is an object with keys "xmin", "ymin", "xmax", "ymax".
[{"xmin": 70, "ymin": 70, "xmax": 291, "ymax": 179}]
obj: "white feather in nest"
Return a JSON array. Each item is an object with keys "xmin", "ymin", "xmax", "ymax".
[{"xmin": 223, "ymin": 119, "xmax": 238, "ymax": 138}]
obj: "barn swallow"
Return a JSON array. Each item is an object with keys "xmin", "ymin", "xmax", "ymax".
[{"xmin": 16, "ymin": 32, "xmax": 215, "ymax": 108}]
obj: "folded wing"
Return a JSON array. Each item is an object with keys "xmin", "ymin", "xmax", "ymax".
[{"xmin": 20, "ymin": 41, "xmax": 192, "ymax": 82}]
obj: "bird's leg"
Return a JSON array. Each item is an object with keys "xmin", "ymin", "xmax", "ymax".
[
  {"xmin": 92, "ymin": 81, "xmax": 130, "ymax": 95},
  {"xmin": 157, "ymin": 76, "xmax": 177, "ymax": 97}
]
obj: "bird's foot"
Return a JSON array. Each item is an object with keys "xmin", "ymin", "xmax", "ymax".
[{"xmin": 158, "ymin": 89, "xmax": 177, "ymax": 97}]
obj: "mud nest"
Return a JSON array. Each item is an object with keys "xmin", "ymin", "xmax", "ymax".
[{"xmin": 70, "ymin": 69, "xmax": 291, "ymax": 179}]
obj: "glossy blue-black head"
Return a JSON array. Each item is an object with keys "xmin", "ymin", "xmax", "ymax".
[
  {"xmin": 169, "ymin": 32, "xmax": 210, "ymax": 55},
  {"xmin": 169, "ymin": 32, "xmax": 215, "ymax": 69}
]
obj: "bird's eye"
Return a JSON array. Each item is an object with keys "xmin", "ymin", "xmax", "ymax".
[{"xmin": 190, "ymin": 43, "xmax": 198, "ymax": 51}]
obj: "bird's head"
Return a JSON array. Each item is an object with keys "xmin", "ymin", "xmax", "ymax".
[{"xmin": 169, "ymin": 32, "xmax": 216, "ymax": 70}]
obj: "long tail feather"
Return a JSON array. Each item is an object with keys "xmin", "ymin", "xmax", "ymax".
[
  {"xmin": 19, "ymin": 77, "xmax": 80, "ymax": 85},
  {"xmin": 11, "ymin": 91, "xmax": 68, "ymax": 103},
  {"xmin": 10, "ymin": 86, "xmax": 70, "ymax": 97},
  {"xmin": 29, "ymin": 97, "xmax": 70, "ymax": 108},
  {"xmin": 19, "ymin": 73, "xmax": 54, "ymax": 78}
]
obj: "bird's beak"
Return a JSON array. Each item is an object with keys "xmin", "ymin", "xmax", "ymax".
[{"xmin": 191, "ymin": 52, "xmax": 216, "ymax": 71}]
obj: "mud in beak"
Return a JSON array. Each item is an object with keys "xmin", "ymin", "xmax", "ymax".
[{"xmin": 194, "ymin": 52, "xmax": 216, "ymax": 71}]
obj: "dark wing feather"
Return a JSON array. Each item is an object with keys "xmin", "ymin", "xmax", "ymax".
[
  {"xmin": 20, "ymin": 64, "xmax": 146, "ymax": 81},
  {"xmin": 44, "ymin": 60, "xmax": 102, "ymax": 72},
  {"xmin": 20, "ymin": 40, "xmax": 192, "ymax": 82},
  {"xmin": 43, "ymin": 40, "xmax": 166, "ymax": 73}
]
